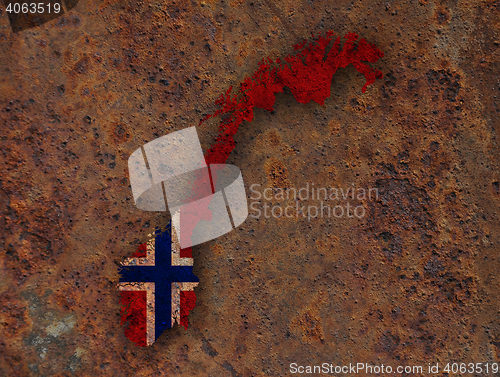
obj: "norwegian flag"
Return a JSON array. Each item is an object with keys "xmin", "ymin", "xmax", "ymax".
[{"xmin": 118, "ymin": 220, "xmax": 199, "ymax": 346}]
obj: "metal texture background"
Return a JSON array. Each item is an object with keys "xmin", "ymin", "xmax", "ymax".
[{"xmin": 0, "ymin": 0, "xmax": 499, "ymax": 376}]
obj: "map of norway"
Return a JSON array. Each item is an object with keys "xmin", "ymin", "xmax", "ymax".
[
  {"xmin": 120, "ymin": 127, "xmax": 248, "ymax": 347},
  {"xmin": 119, "ymin": 32, "xmax": 384, "ymax": 346}
]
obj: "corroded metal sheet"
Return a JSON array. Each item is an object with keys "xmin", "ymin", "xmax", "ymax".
[{"xmin": 1, "ymin": 0, "xmax": 499, "ymax": 376}]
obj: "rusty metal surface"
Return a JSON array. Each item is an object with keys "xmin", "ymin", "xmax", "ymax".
[{"xmin": 0, "ymin": 0, "xmax": 499, "ymax": 376}]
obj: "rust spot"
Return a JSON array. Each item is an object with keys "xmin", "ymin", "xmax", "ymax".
[
  {"xmin": 54, "ymin": 14, "xmax": 82, "ymax": 28},
  {"xmin": 435, "ymin": 8, "xmax": 450, "ymax": 24},
  {"xmin": 376, "ymin": 330, "xmax": 400, "ymax": 355},
  {"xmin": 264, "ymin": 158, "xmax": 291, "ymax": 189},
  {"xmin": 0, "ymin": 291, "xmax": 28, "ymax": 339},
  {"xmin": 292, "ymin": 310, "xmax": 324, "ymax": 343},
  {"xmin": 211, "ymin": 243, "xmax": 224, "ymax": 256},
  {"xmin": 492, "ymin": 181, "xmax": 499, "ymax": 194},
  {"xmin": 73, "ymin": 57, "xmax": 90, "ymax": 75},
  {"xmin": 427, "ymin": 69, "xmax": 461, "ymax": 102},
  {"xmin": 35, "ymin": 39, "xmax": 47, "ymax": 48},
  {"xmin": 267, "ymin": 129, "xmax": 281, "ymax": 146},
  {"xmin": 109, "ymin": 123, "xmax": 130, "ymax": 143}
]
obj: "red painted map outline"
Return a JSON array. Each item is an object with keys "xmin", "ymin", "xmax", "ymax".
[{"xmin": 202, "ymin": 31, "xmax": 384, "ymax": 165}]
